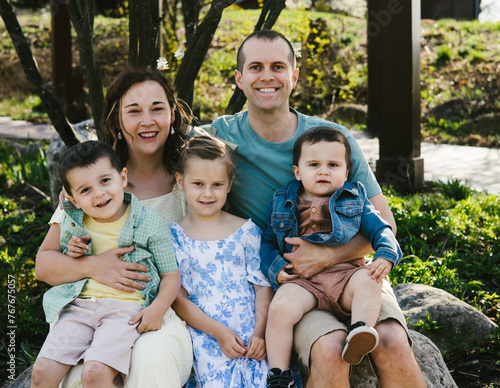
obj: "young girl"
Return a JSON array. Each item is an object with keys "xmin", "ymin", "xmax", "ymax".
[{"xmin": 170, "ymin": 135, "xmax": 273, "ymax": 388}]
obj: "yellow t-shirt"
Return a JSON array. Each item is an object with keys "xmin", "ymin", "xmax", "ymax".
[{"xmin": 79, "ymin": 206, "xmax": 144, "ymax": 305}]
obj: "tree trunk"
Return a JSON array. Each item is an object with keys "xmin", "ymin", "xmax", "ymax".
[
  {"xmin": 128, "ymin": 0, "xmax": 139, "ymax": 66},
  {"xmin": 0, "ymin": 0, "xmax": 80, "ymax": 147},
  {"xmin": 128, "ymin": 0, "xmax": 161, "ymax": 69},
  {"xmin": 138, "ymin": 0, "xmax": 161, "ymax": 68},
  {"xmin": 67, "ymin": 0, "xmax": 105, "ymax": 139},
  {"xmin": 174, "ymin": 0, "xmax": 235, "ymax": 107},
  {"xmin": 181, "ymin": 0, "xmax": 201, "ymax": 44},
  {"xmin": 225, "ymin": 0, "xmax": 286, "ymax": 115}
]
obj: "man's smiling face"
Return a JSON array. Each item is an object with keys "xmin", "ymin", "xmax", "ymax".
[{"xmin": 235, "ymin": 37, "xmax": 299, "ymax": 115}]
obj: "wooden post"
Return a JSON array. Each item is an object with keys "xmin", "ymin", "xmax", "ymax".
[{"xmin": 367, "ymin": 0, "xmax": 424, "ymax": 191}]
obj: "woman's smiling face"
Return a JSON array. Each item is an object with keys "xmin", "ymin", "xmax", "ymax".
[{"xmin": 119, "ymin": 80, "xmax": 175, "ymax": 158}]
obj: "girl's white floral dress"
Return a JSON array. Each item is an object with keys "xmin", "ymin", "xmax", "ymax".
[{"xmin": 170, "ymin": 220, "xmax": 271, "ymax": 388}]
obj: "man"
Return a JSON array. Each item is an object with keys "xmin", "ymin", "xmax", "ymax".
[{"xmin": 203, "ymin": 30, "xmax": 426, "ymax": 387}]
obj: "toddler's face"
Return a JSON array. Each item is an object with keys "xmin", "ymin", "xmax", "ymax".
[
  {"xmin": 293, "ymin": 140, "xmax": 349, "ymax": 200},
  {"xmin": 66, "ymin": 157, "xmax": 128, "ymax": 223}
]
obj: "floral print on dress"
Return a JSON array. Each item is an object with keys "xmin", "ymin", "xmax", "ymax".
[{"xmin": 170, "ymin": 220, "xmax": 270, "ymax": 388}]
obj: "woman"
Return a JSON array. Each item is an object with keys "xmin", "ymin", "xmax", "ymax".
[{"xmin": 35, "ymin": 68, "xmax": 194, "ymax": 387}]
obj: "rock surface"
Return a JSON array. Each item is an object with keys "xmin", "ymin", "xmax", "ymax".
[{"xmin": 394, "ymin": 283, "xmax": 497, "ymax": 354}]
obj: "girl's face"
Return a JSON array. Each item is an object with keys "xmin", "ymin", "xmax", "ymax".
[
  {"xmin": 176, "ymin": 158, "xmax": 231, "ymax": 219},
  {"xmin": 119, "ymin": 80, "xmax": 175, "ymax": 159}
]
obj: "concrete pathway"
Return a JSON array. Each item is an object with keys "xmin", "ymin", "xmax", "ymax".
[
  {"xmin": 0, "ymin": 116, "xmax": 55, "ymax": 139},
  {"xmin": 352, "ymin": 132, "xmax": 500, "ymax": 195},
  {"xmin": 1, "ymin": 116, "xmax": 499, "ymax": 195}
]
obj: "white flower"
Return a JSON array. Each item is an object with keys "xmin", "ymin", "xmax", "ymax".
[
  {"xmin": 174, "ymin": 48, "xmax": 185, "ymax": 60},
  {"xmin": 156, "ymin": 57, "xmax": 169, "ymax": 71},
  {"xmin": 292, "ymin": 42, "xmax": 302, "ymax": 58}
]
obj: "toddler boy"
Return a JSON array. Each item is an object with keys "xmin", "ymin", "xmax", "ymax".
[
  {"xmin": 31, "ymin": 141, "xmax": 180, "ymax": 388},
  {"xmin": 260, "ymin": 126, "xmax": 402, "ymax": 387}
]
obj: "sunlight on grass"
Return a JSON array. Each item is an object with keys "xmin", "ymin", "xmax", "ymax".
[{"xmin": 0, "ymin": 95, "xmax": 48, "ymax": 122}]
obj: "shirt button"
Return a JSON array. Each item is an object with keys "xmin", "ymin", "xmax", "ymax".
[
  {"xmin": 71, "ymin": 222, "xmax": 76, "ymax": 227},
  {"xmin": 312, "ymin": 224, "xmax": 317, "ymax": 229},
  {"xmin": 279, "ymin": 222, "xmax": 284, "ymax": 228},
  {"xmin": 311, "ymin": 207, "xmax": 317, "ymax": 213}
]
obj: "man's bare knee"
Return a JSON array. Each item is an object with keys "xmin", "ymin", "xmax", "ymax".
[
  {"xmin": 308, "ymin": 331, "xmax": 350, "ymax": 387},
  {"xmin": 310, "ymin": 331, "xmax": 346, "ymax": 369}
]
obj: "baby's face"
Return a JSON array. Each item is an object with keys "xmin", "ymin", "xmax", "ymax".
[
  {"xmin": 293, "ymin": 141, "xmax": 349, "ymax": 200},
  {"xmin": 66, "ymin": 157, "xmax": 128, "ymax": 223}
]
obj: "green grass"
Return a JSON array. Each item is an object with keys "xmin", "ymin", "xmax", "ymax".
[{"xmin": 0, "ymin": 95, "xmax": 48, "ymax": 122}]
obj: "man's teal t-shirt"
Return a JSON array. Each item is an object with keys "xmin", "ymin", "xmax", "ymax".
[{"xmin": 203, "ymin": 109, "xmax": 381, "ymax": 231}]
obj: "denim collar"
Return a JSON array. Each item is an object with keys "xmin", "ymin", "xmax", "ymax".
[{"xmin": 283, "ymin": 179, "xmax": 359, "ymax": 207}]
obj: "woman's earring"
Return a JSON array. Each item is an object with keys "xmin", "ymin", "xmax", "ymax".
[
  {"xmin": 118, "ymin": 132, "xmax": 123, "ymax": 140},
  {"xmin": 170, "ymin": 124, "xmax": 175, "ymax": 135}
]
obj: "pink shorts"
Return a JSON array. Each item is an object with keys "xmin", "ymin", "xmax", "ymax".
[
  {"xmin": 38, "ymin": 298, "xmax": 143, "ymax": 377},
  {"xmin": 288, "ymin": 261, "xmax": 365, "ymax": 321}
]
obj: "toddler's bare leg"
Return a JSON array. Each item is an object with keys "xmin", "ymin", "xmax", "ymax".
[
  {"xmin": 339, "ymin": 268, "xmax": 382, "ymax": 326},
  {"xmin": 266, "ymin": 283, "xmax": 317, "ymax": 370},
  {"xmin": 339, "ymin": 268, "xmax": 383, "ymax": 364},
  {"xmin": 31, "ymin": 357, "xmax": 72, "ymax": 388},
  {"xmin": 81, "ymin": 361, "xmax": 118, "ymax": 388}
]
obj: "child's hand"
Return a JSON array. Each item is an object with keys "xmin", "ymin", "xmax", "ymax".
[
  {"xmin": 276, "ymin": 264, "xmax": 298, "ymax": 284},
  {"xmin": 215, "ymin": 326, "xmax": 247, "ymax": 359},
  {"xmin": 129, "ymin": 305, "xmax": 163, "ymax": 333},
  {"xmin": 367, "ymin": 258, "xmax": 392, "ymax": 283},
  {"xmin": 66, "ymin": 235, "xmax": 90, "ymax": 258},
  {"xmin": 245, "ymin": 334, "xmax": 266, "ymax": 360}
]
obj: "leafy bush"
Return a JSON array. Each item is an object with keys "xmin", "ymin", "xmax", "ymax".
[
  {"xmin": 387, "ymin": 183, "xmax": 500, "ymax": 320},
  {"xmin": 436, "ymin": 44, "xmax": 453, "ymax": 64},
  {"xmin": 0, "ymin": 140, "xmax": 52, "ymax": 381}
]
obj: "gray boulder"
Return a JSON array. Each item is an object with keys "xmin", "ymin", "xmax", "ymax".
[
  {"xmin": 394, "ymin": 283, "xmax": 497, "ymax": 354},
  {"xmin": 47, "ymin": 120, "xmax": 97, "ymax": 208},
  {"xmin": 5, "ymin": 364, "xmax": 31, "ymax": 388}
]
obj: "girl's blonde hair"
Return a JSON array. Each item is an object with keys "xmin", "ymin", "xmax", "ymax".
[{"xmin": 176, "ymin": 135, "xmax": 235, "ymax": 184}]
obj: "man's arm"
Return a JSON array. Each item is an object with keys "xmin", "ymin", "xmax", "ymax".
[{"xmin": 284, "ymin": 192, "xmax": 395, "ymax": 279}]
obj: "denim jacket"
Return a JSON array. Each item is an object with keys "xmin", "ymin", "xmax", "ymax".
[{"xmin": 260, "ymin": 180, "xmax": 402, "ymax": 288}]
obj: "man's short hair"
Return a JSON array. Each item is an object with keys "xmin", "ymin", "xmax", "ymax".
[
  {"xmin": 293, "ymin": 126, "xmax": 352, "ymax": 175},
  {"xmin": 60, "ymin": 141, "xmax": 123, "ymax": 195},
  {"xmin": 237, "ymin": 29, "xmax": 296, "ymax": 71}
]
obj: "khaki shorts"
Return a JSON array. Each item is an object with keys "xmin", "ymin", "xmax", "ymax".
[
  {"xmin": 293, "ymin": 279, "xmax": 410, "ymax": 376},
  {"xmin": 38, "ymin": 298, "xmax": 143, "ymax": 376}
]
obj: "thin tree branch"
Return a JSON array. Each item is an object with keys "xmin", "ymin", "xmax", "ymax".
[
  {"xmin": 67, "ymin": 0, "xmax": 105, "ymax": 139},
  {"xmin": 174, "ymin": 0, "xmax": 235, "ymax": 106}
]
